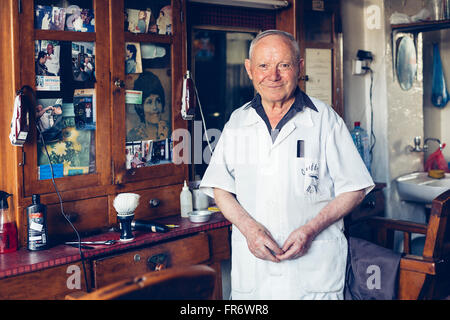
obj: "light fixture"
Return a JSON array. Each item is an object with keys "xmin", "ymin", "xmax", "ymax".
[{"xmin": 188, "ymin": 0, "xmax": 289, "ymax": 10}]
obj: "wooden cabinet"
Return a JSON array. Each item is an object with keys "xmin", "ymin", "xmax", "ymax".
[
  {"xmin": 0, "ymin": 0, "xmax": 188, "ymax": 245},
  {"xmin": 0, "ymin": 225, "xmax": 230, "ymax": 300},
  {"xmin": 93, "ymin": 232, "xmax": 210, "ymax": 287},
  {"xmin": 0, "ymin": 262, "xmax": 90, "ymax": 300}
]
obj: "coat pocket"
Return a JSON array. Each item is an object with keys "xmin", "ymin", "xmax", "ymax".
[
  {"xmin": 231, "ymin": 240, "xmax": 256, "ymax": 295},
  {"xmin": 295, "ymin": 237, "xmax": 347, "ymax": 293},
  {"xmin": 302, "ymin": 158, "xmax": 320, "ymax": 195}
]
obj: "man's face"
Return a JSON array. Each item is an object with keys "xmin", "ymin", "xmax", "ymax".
[{"xmin": 245, "ymin": 35, "xmax": 302, "ymax": 107}]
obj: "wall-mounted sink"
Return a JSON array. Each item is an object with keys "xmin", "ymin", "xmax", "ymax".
[{"xmin": 396, "ymin": 172, "xmax": 450, "ymax": 204}]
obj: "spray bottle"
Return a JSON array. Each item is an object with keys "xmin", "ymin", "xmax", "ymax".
[{"xmin": 0, "ymin": 191, "xmax": 18, "ymax": 254}]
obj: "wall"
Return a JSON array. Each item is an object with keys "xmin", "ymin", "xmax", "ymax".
[
  {"xmin": 423, "ymin": 29, "xmax": 450, "ymax": 162},
  {"xmin": 342, "ymin": 0, "xmax": 432, "ymax": 232}
]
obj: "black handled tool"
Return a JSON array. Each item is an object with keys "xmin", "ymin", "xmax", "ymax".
[{"xmin": 131, "ymin": 220, "xmax": 170, "ymax": 233}]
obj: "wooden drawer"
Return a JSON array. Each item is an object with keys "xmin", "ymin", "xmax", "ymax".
[
  {"xmin": 109, "ymin": 184, "xmax": 181, "ymax": 223},
  {"xmin": 0, "ymin": 262, "xmax": 89, "ymax": 300},
  {"xmin": 46, "ymin": 196, "xmax": 109, "ymax": 240},
  {"xmin": 93, "ymin": 232, "xmax": 210, "ymax": 288}
]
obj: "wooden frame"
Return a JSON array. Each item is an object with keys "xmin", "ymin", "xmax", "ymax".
[{"xmin": 367, "ymin": 190, "xmax": 450, "ymax": 300}]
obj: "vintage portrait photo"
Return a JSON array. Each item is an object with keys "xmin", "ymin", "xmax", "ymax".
[
  {"xmin": 50, "ymin": 6, "xmax": 66, "ymax": 31},
  {"xmin": 35, "ymin": 40, "xmax": 61, "ymax": 91},
  {"xmin": 35, "ymin": 40, "xmax": 61, "ymax": 76},
  {"xmin": 35, "ymin": 98, "xmax": 64, "ymax": 142},
  {"xmin": 125, "ymin": 69, "xmax": 171, "ymax": 143},
  {"xmin": 35, "ymin": 5, "xmax": 52, "ymax": 30},
  {"xmin": 125, "ymin": 42, "xmax": 143, "ymax": 74},
  {"xmin": 73, "ymin": 88, "xmax": 96, "ymax": 130},
  {"xmin": 65, "ymin": 5, "xmax": 95, "ymax": 32},
  {"xmin": 126, "ymin": 8, "xmax": 151, "ymax": 33},
  {"xmin": 72, "ymin": 42, "xmax": 96, "ymax": 83}
]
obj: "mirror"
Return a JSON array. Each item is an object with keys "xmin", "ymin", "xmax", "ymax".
[{"xmin": 396, "ymin": 35, "xmax": 417, "ymax": 91}]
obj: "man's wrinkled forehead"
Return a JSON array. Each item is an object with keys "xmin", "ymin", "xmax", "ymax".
[{"xmin": 251, "ymin": 36, "xmax": 299, "ymax": 62}]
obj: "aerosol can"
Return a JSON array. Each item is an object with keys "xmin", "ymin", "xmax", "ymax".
[{"xmin": 0, "ymin": 191, "xmax": 18, "ymax": 254}]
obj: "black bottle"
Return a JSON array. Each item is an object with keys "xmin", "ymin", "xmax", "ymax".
[{"xmin": 26, "ymin": 194, "xmax": 48, "ymax": 251}]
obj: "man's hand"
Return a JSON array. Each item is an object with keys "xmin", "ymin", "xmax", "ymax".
[
  {"xmin": 277, "ymin": 189, "xmax": 366, "ymax": 261},
  {"xmin": 242, "ymin": 220, "xmax": 284, "ymax": 263},
  {"xmin": 213, "ymin": 188, "xmax": 283, "ymax": 263},
  {"xmin": 276, "ymin": 224, "xmax": 316, "ymax": 260}
]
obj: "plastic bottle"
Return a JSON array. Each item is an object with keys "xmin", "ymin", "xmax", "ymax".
[
  {"xmin": 26, "ymin": 194, "xmax": 48, "ymax": 251},
  {"xmin": 180, "ymin": 180, "xmax": 193, "ymax": 218},
  {"xmin": 350, "ymin": 121, "xmax": 371, "ymax": 173},
  {"xmin": 0, "ymin": 191, "xmax": 18, "ymax": 254}
]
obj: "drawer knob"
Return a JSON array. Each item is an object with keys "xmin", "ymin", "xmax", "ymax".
[
  {"xmin": 134, "ymin": 254, "xmax": 141, "ymax": 262},
  {"xmin": 114, "ymin": 79, "xmax": 125, "ymax": 88},
  {"xmin": 149, "ymin": 199, "xmax": 160, "ymax": 208}
]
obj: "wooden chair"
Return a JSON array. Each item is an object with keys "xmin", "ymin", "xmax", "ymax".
[
  {"xmin": 67, "ymin": 264, "xmax": 216, "ymax": 300},
  {"xmin": 366, "ymin": 189, "xmax": 450, "ymax": 300}
]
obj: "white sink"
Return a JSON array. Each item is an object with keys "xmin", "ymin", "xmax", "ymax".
[{"xmin": 396, "ymin": 172, "xmax": 450, "ymax": 204}]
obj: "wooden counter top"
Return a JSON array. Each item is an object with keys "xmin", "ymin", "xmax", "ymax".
[{"xmin": 0, "ymin": 213, "xmax": 231, "ymax": 280}]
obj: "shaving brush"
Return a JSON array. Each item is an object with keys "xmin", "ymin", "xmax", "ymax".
[{"xmin": 113, "ymin": 193, "xmax": 140, "ymax": 242}]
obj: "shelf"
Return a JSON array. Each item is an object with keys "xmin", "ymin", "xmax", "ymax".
[
  {"xmin": 124, "ymin": 32, "xmax": 173, "ymax": 44},
  {"xmin": 391, "ymin": 19, "xmax": 450, "ymax": 33},
  {"xmin": 35, "ymin": 29, "xmax": 96, "ymax": 42}
]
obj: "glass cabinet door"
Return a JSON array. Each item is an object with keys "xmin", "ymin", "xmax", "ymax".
[
  {"xmin": 21, "ymin": 0, "xmax": 111, "ymax": 196},
  {"xmin": 110, "ymin": 0, "xmax": 186, "ymax": 185}
]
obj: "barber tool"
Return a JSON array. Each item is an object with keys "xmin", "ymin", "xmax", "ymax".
[
  {"xmin": 131, "ymin": 220, "xmax": 170, "ymax": 233},
  {"xmin": 113, "ymin": 193, "xmax": 140, "ymax": 242},
  {"xmin": 66, "ymin": 243, "xmax": 95, "ymax": 250},
  {"xmin": 181, "ymin": 70, "xmax": 196, "ymax": 120},
  {"xmin": 65, "ymin": 240, "xmax": 116, "ymax": 246},
  {"xmin": 9, "ymin": 86, "xmax": 34, "ymax": 147}
]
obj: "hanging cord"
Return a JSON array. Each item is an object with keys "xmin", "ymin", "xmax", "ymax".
[
  {"xmin": 36, "ymin": 128, "xmax": 90, "ymax": 293},
  {"xmin": 363, "ymin": 67, "xmax": 377, "ymax": 168},
  {"xmin": 193, "ymin": 83, "xmax": 213, "ymax": 154},
  {"xmin": 22, "ymin": 87, "xmax": 90, "ymax": 292}
]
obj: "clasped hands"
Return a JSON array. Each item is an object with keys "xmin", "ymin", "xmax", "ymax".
[{"xmin": 243, "ymin": 221, "xmax": 317, "ymax": 263}]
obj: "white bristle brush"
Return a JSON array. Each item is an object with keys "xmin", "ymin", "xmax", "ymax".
[{"xmin": 113, "ymin": 193, "xmax": 140, "ymax": 216}]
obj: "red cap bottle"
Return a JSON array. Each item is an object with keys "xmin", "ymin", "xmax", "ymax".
[{"xmin": 0, "ymin": 191, "xmax": 18, "ymax": 254}]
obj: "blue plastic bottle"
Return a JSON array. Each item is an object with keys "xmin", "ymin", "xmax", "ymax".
[{"xmin": 350, "ymin": 121, "xmax": 371, "ymax": 173}]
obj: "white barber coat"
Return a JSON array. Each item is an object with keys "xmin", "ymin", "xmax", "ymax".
[{"xmin": 200, "ymin": 98, "xmax": 374, "ymax": 300}]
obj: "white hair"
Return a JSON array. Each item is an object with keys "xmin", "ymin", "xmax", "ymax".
[{"xmin": 248, "ymin": 29, "xmax": 300, "ymax": 62}]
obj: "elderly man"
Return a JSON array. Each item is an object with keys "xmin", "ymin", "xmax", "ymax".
[{"xmin": 200, "ymin": 30, "xmax": 374, "ymax": 300}]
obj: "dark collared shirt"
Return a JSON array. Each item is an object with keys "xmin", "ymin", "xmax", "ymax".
[{"xmin": 250, "ymin": 87, "xmax": 318, "ymax": 142}]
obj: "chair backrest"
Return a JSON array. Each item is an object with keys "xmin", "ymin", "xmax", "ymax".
[
  {"xmin": 423, "ymin": 189, "xmax": 450, "ymax": 259},
  {"xmin": 77, "ymin": 264, "xmax": 217, "ymax": 300}
]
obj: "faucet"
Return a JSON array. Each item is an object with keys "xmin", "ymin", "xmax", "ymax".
[
  {"xmin": 408, "ymin": 136, "xmax": 424, "ymax": 152},
  {"xmin": 424, "ymin": 137, "xmax": 442, "ymax": 152},
  {"xmin": 408, "ymin": 136, "xmax": 442, "ymax": 152}
]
